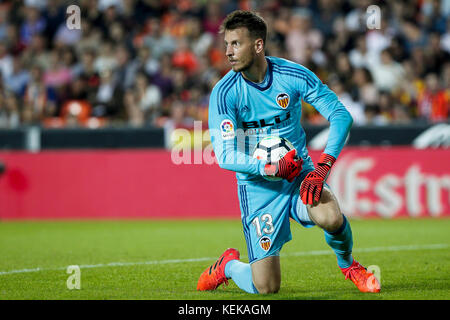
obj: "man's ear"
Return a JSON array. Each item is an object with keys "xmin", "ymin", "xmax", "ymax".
[{"xmin": 254, "ymin": 38, "xmax": 264, "ymax": 54}]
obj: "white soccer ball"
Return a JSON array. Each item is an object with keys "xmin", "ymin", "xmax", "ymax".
[{"xmin": 252, "ymin": 136, "xmax": 296, "ymax": 181}]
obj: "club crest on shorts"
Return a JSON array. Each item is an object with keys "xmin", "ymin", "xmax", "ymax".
[
  {"xmin": 259, "ymin": 236, "xmax": 272, "ymax": 251},
  {"xmin": 276, "ymin": 93, "xmax": 290, "ymax": 109}
]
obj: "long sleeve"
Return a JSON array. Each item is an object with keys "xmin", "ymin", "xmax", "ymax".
[
  {"xmin": 300, "ymin": 67, "xmax": 353, "ymax": 159},
  {"xmin": 208, "ymin": 80, "xmax": 266, "ymax": 176}
]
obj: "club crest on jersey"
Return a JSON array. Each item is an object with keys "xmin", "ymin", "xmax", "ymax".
[
  {"xmin": 259, "ymin": 236, "xmax": 271, "ymax": 251},
  {"xmin": 276, "ymin": 93, "xmax": 290, "ymax": 109}
]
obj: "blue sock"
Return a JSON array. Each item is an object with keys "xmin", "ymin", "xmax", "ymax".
[
  {"xmin": 224, "ymin": 260, "xmax": 259, "ymax": 294},
  {"xmin": 324, "ymin": 215, "xmax": 354, "ymax": 269}
]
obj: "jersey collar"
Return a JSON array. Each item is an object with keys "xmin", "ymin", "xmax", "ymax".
[{"xmin": 241, "ymin": 57, "xmax": 273, "ymax": 91}]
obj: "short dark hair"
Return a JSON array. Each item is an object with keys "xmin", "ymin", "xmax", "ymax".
[{"xmin": 220, "ymin": 10, "xmax": 267, "ymax": 45}]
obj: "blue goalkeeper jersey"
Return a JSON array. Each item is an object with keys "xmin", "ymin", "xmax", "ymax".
[{"xmin": 208, "ymin": 56, "xmax": 353, "ymax": 182}]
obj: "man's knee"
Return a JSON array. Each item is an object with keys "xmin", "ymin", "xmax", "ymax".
[
  {"xmin": 308, "ymin": 187, "xmax": 343, "ymax": 232},
  {"xmin": 311, "ymin": 213, "xmax": 342, "ymax": 232},
  {"xmin": 253, "ymin": 279, "xmax": 280, "ymax": 294},
  {"xmin": 251, "ymin": 256, "xmax": 281, "ymax": 294},
  {"xmin": 323, "ymin": 213, "xmax": 343, "ymax": 232}
]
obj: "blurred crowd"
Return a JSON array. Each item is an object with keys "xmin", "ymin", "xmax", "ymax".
[{"xmin": 0, "ymin": 0, "xmax": 449, "ymax": 129}]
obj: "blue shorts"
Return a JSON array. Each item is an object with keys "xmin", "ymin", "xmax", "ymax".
[{"xmin": 237, "ymin": 168, "xmax": 317, "ymax": 264}]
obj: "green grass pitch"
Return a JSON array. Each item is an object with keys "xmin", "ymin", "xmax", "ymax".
[{"xmin": 0, "ymin": 218, "xmax": 449, "ymax": 300}]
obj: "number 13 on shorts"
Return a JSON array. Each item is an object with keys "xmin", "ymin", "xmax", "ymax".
[{"xmin": 251, "ymin": 213, "xmax": 274, "ymax": 237}]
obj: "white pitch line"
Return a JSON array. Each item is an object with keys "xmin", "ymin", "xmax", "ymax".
[
  {"xmin": 288, "ymin": 243, "xmax": 449, "ymax": 257},
  {"xmin": 0, "ymin": 243, "xmax": 448, "ymax": 276}
]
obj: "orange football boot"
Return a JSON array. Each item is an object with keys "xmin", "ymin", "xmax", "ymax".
[
  {"xmin": 197, "ymin": 248, "xmax": 240, "ymax": 291},
  {"xmin": 340, "ymin": 260, "xmax": 381, "ymax": 293}
]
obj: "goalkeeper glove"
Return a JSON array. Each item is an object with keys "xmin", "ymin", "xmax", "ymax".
[
  {"xmin": 300, "ymin": 153, "xmax": 336, "ymax": 205},
  {"xmin": 264, "ymin": 150, "xmax": 303, "ymax": 182}
]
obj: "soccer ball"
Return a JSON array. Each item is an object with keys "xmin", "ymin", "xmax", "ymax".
[{"xmin": 252, "ymin": 136, "xmax": 296, "ymax": 181}]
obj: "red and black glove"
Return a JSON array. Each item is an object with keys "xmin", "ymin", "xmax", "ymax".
[
  {"xmin": 300, "ymin": 153, "xmax": 336, "ymax": 205},
  {"xmin": 264, "ymin": 150, "xmax": 303, "ymax": 182}
]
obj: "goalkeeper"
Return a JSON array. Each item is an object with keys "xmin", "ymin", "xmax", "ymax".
[{"xmin": 197, "ymin": 10, "xmax": 380, "ymax": 294}]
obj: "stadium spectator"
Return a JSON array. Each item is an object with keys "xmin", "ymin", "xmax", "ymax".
[
  {"xmin": 94, "ymin": 41, "xmax": 119, "ymax": 74},
  {"xmin": 351, "ymin": 67, "xmax": 379, "ymax": 108},
  {"xmin": 441, "ymin": 19, "xmax": 450, "ymax": 53},
  {"xmin": 92, "ymin": 68, "xmax": 123, "ymax": 118},
  {"xmin": 107, "ymin": 21, "xmax": 127, "ymax": 45},
  {"xmin": 21, "ymin": 33, "xmax": 50, "ymax": 70},
  {"xmin": 329, "ymin": 75, "xmax": 367, "ymax": 126},
  {"xmin": 123, "ymin": 87, "xmax": 144, "ymax": 127},
  {"xmin": 0, "ymin": 41, "xmax": 13, "ymax": 81},
  {"xmin": 42, "ymin": 0, "xmax": 66, "ymax": 44},
  {"xmin": 313, "ymin": 0, "xmax": 342, "ymax": 37},
  {"xmin": 22, "ymin": 64, "xmax": 57, "ymax": 122},
  {"xmin": 74, "ymin": 49, "xmax": 101, "ymax": 104},
  {"xmin": 60, "ymin": 76, "xmax": 88, "ymax": 102},
  {"xmin": 150, "ymin": 53, "xmax": 174, "ymax": 99},
  {"xmin": 53, "ymin": 19, "xmax": 82, "ymax": 47},
  {"xmin": 286, "ymin": 9, "xmax": 323, "ymax": 65},
  {"xmin": 112, "ymin": 44, "xmax": 132, "ymax": 89},
  {"xmin": 187, "ymin": 17, "xmax": 214, "ymax": 58},
  {"xmin": 401, "ymin": 18, "xmax": 429, "ymax": 55},
  {"xmin": 424, "ymin": 32, "xmax": 450, "ymax": 75},
  {"xmin": 392, "ymin": 103, "xmax": 413, "ymax": 124},
  {"xmin": 4, "ymin": 56, "xmax": 29, "ymax": 95},
  {"xmin": 4, "ymin": 24, "xmax": 27, "ymax": 57},
  {"xmin": 345, "ymin": 0, "xmax": 372, "ymax": 33},
  {"xmin": 417, "ymin": 73, "xmax": 450, "ymax": 123},
  {"xmin": 125, "ymin": 46, "xmax": 159, "ymax": 88},
  {"xmin": 335, "ymin": 52, "xmax": 354, "ymax": 91},
  {"xmin": 171, "ymin": 38, "xmax": 199, "ymax": 75},
  {"xmin": 0, "ymin": 90, "xmax": 20, "ymax": 128},
  {"xmin": 74, "ymin": 20, "xmax": 103, "ymax": 56},
  {"xmin": 377, "ymin": 91, "xmax": 395, "ymax": 125},
  {"xmin": 20, "ymin": 5, "xmax": 46, "ymax": 46},
  {"xmin": 442, "ymin": 62, "xmax": 450, "ymax": 90},
  {"xmin": 364, "ymin": 104, "xmax": 384, "ymax": 126},
  {"xmin": 349, "ymin": 34, "xmax": 374, "ymax": 69},
  {"xmin": 369, "ymin": 48, "xmax": 405, "ymax": 93},
  {"xmin": 0, "ymin": 4, "xmax": 8, "ymax": 41},
  {"xmin": 422, "ymin": 0, "xmax": 448, "ymax": 34},
  {"xmin": 143, "ymin": 17, "xmax": 177, "ymax": 60},
  {"xmin": 133, "ymin": 71, "xmax": 161, "ymax": 124},
  {"xmin": 42, "ymin": 50, "xmax": 72, "ymax": 89},
  {"xmin": 202, "ymin": 1, "xmax": 224, "ymax": 35},
  {"xmin": 163, "ymin": 99, "xmax": 195, "ymax": 130},
  {"xmin": 365, "ymin": 17, "xmax": 393, "ymax": 63}
]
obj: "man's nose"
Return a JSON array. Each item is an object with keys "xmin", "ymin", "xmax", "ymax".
[{"xmin": 225, "ymin": 45, "xmax": 233, "ymax": 57}]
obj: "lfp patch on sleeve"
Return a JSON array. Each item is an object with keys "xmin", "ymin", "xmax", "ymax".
[{"xmin": 220, "ymin": 119, "xmax": 235, "ymax": 140}]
